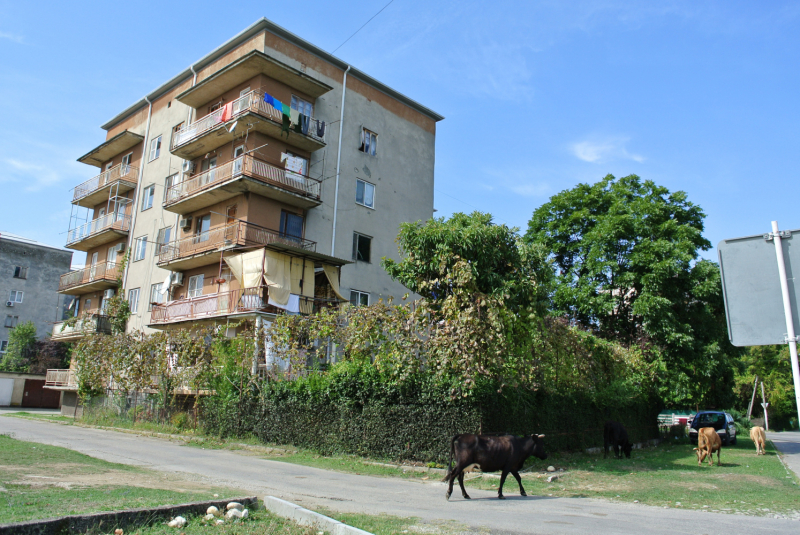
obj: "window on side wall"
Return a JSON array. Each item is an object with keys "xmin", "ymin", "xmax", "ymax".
[
  {"xmin": 133, "ymin": 236, "xmax": 147, "ymax": 261},
  {"xmin": 352, "ymin": 232, "xmax": 372, "ymax": 263},
  {"xmin": 0, "ymin": 341, "xmax": 7, "ymax": 353},
  {"xmin": 359, "ymin": 128, "xmax": 377, "ymax": 156},
  {"xmin": 349, "ymin": 290, "xmax": 369, "ymax": 307},
  {"xmin": 141, "ymin": 184, "xmax": 155, "ymax": 211},
  {"xmin": 187, "ymin": 274, "xmax": 204, "ymax": 298},
  {"xmin": 149, "ymin": 283, "xmax": 164, "ymax": 311},
  {"xmin": 149, "ymin": 135, "xmax": 162, "ymax": 162},
  {"xmin": 4, "ymin": 315, "xmax": 19, "ymax": 328},
  {"xmin": 356, "ymin": 179, "xmax": 375, "ymax": 208},
  {"xmin": 13, "ymin": 266, "xmax": 28, "ymax": 279},
  {"xmin": 128, "ymin": 288, "xmax": 140, "ymax": 314},
  {"xmin": 8, "ymin": 290, "xmax": 23, "ymax": 303}
]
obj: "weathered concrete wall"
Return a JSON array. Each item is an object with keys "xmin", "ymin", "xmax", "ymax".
[{"xmin": 0, "ymin": 372, "xmax": 48, "ymax": 406}]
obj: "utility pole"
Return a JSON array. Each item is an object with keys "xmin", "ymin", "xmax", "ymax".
[
  {"xmin": 747, "ymin": 375, "xmax": 759, "ymax": 420},
  {"xmin": 760, "ymin": 380, "xmax": 769, "ymax": 432}
]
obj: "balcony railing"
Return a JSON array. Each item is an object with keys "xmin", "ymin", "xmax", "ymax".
[
  {"xmin": 157, "ymin": 220, "xmax": 315, "ymax": 265},
  {"xmin": 67, "ymin": 212, "xmax": 131, "ymax": 246},
  {"xmin": 59, "ymin": 262, "xmax": 120, "ymax": 292},
  {"xmin": 52, "ymin": 314, "xmax": 112, "ymax": 339},
  {"xmin": 165, "ymin": 155, "xmax": 321, "ymax": 205},
  {"xmin": 171, "ymin": 89, "xmax": 325, "ymax": 149},
  {"xmin": 73, "ymin": 164, "xmax": 138, "ymax": 202},
  {"xmin": 45, "ymin": 369, "xmax": 77, "ymax": 389},
  {"xmin": 150, "ymin": 286, "xmax": 340, "ymax": 324}
]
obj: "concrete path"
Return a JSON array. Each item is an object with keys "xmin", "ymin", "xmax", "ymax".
[
  {"xmin": 767, "ymin": 431, "xmax": 800, "ymax": 480},
  {"xmin": 0, "ymin": 407, "xmax": 60, "ymax": 415},
  {"xmin": 2, "ymin": 417, "xmax": 799, "ymax": 535}
]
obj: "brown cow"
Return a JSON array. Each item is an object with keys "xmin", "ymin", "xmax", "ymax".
[
  {"xmin": 694, "ymin": 427, "xmax": 721, "ymax": 466},
  {"xmin": 750, "ymin": 426, "xmax": 766, "ymax": 455}
]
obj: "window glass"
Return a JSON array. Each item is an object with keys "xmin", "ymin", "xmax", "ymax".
[
  {"xmin": 360, "ymin": 128, "xmax": 377, "ymax": 156},
  {"xmin": 13, "ymin": 266, "xmax": 28, "ymax": 279},
  {"xmin": 141, "ymin": 185, "xmax": 155, "ymax": 211},
  {"xmin": 349, "ymin": 290, "xmax": 369, "ymax": 306},
  {"xmin": 149, "ymin": 135, "xmax": 162, "ymax": 161},
  {"xmin": 280, "ymin": 211, "xmax": 304, "ymax": 240},
  {"xmin": 128, "ymin": 288, "xmax": 140, "ymax": 313},
  {"xmin": 356, "ymin": 179, "xmax": 375, "ymax": 208},
  {"xmin": 4, "ymin": 315, "xmax": 19, "ymax": 328},
  {"xmin": 121, "ymin": 153, "xmax": 133, "ymax": 174},
  {"xmin": 187, "ymin": 274, "xmax": 204, "ymax": 298},
  {"xmin": 352, "ymin": 233, "xmax": 372, "ymax": 263},
  {"xmin": 164, "ymin": 173, "xmax": 178, "ymax": 201},
  {"xmin": 8, "ymin": 291, "xmax": 23, "ymax": 303},
  {"xmin": 290, "ymin": 95, "xmax": 313, "ymax": 117},
  {"xmin": 195, "ymin": 215, "xmax": 211, "ymax": 242},
  {"xmin": 0, "ymin": 341, "xmax": 7, "ymax": 353},
  {"xmin": 149, "ymin": 283, "xmax": 164, "ymax": 310},
  {"xmin": 133, "ymin": 236, "xmax": 147, "ymax": 261}
]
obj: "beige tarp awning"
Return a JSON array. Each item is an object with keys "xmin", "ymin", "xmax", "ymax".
[
  {"xmin": 323, "ymin": 265, "xmax": 346, "ymax": 301},
  {"xmin": 290, "ymin": 257, "xmax": 316, "ymax": 297},
  {"xmin": 225, "ymin": 250, "xmax": 319, "ymax": 307},
  {"xmin": 224, "ymin": 250, "xmax": 266, "ymax": 289}
]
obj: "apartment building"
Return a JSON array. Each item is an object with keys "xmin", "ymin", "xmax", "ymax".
[
  {"xmin": 54, "ymin": 18, "xmax": 442, "ymax": 342},
  {"xmin": 0, "ymin": 233, "xmax": 73, "ymax": 351}
]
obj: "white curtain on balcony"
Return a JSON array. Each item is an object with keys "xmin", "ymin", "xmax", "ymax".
[
  {"xmin": 224, "ymin": 249, "xmax": 265, "ymax": 289},
  {"xmin": 323, "ymin": 265, "xmax": 346, "ymax": 301},
  {"xmin": 264, "ymin": 251, "xmax": 291, "ymax": 305},
  {"xmin": 224, "ymin": 249, "xmax": 293, "ymax": 306}
]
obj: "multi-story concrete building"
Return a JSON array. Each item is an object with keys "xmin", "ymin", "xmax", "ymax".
[
  {"xmin": 52, "ymin": 18, "xmax": 442, "ymax": 346},
  {"xmin": 0, "ymin": 233, "xmax": 73, "ymax": 351}
]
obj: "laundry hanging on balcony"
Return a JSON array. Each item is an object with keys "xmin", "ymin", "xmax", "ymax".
[
  {"xmin": 323, "ymin": 265, "xmax": 346, "ymax": 301},
  {"xmin": 220, "ymin": 102, "xmax": 234, "ymax": 122},
  {"xmin": 316, "ymin": 120, "xmax": 326, "ymax": 138},
  {"xmin": 268, "ymin": 293, "xmax": 300, "ymax": 313}
]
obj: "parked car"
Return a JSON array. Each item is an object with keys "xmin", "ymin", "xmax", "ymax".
[{"xmin": 688, "ymin": 411, "xmax": 737, "ymax": 445}]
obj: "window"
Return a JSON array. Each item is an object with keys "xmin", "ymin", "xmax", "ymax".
[
  {"xmin": 352, "ymin": 232, "xmax": 372, "ymax": 263},
  {"xmin": 280, "ymin": 211, "xmax": 304, "ymax": 241},
  {"xmin": 133, "ymin": 236, "xmax": 147, "ymax": 261},
  {"xmin": 164, "ymin": 173, "xmax": 178, "ymax": 201},
  {"xmin": 0, "ymin": 341, "xmax": 7, "ymax": 353},
  {"xmin": 13, "ymin": 266, "xmax": 28, "ymax": 279},
  {"xmin": 141, "ymin": 184, "xmax": 155, "ymax": 211},
  {"xmin": 4, "ymin": 315, "xmax": 19, "ymax": 328},
  {"xmin": 187, "ymin": 274, "xmax": 204, "ymax": 298},
  {"xmin": 195, "ymin": 214, "xmax": 211, "ymax": 243},
  {"xmin": 149, "ymin": 135, "xmax": 162, "ymax": 162},
  {"xmin": 359, "ymin": 128, "xmax": 377, "ymax": 156},
  {"xmin": 356, "ymin": 179, "xmax": 375, "ymax": 208},
  {"xmin": 85, "ymin": 298, "xmax": 92, "ymax": 311},
  {"xmin": 121, "ymin": 152, "xmax": 133, "ymax": 174},
  {"xmin": 107, "ymin": 244, "xmax": 118, "ymax": 265},
  {"xmin": 149, "ymin": 283, "xmax": 164, "ymax": 311},
  {"xmin": 285, "ymin": 152, "xmax": 308, "ymax": 176},
  {"xmin": 170, "ymin": 122, "xmax": 184, "ymax": 148},
  {"xmin": 156, "ymin": 226, "xmax": 172, "ymax": 259},
  {"xmin": 349, "ymin": 290, "xmax": 369, "ymax": 307},
  {"xmin": 8, "ymin": 290, "xmax": 23, "ymax": 303},
  {"xmin": 128, "ymin": 288, "xmax": 140, "ymax": 314},
  {"xmin": 290, "ymin": 95, "xmax": 313, "ymax": 117}
]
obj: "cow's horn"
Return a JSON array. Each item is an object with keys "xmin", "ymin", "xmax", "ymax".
[{"xmin": 538, "ymin": 434, "xmax": 545, "ymax": 438}]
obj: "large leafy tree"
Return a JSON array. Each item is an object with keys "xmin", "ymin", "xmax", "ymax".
[{"xmin": 525, "ymin": 174, "xmax": 739, "ymax": 407}]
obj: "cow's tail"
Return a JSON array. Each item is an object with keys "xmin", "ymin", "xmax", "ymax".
[{"xmin": 441, "ymin": 435, "xmax": 459, "ymax": 482}]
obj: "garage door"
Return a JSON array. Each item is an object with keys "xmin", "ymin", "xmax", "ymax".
[
  {"xmin": 0, "ymin": 378, "xmax": 13, "ymax": 406},
  {"xmin": 22, "ymin": 379, "xmax": 61, "ymax": 408}
]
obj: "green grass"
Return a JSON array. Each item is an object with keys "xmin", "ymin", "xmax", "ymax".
[
  {"xmin": 4, "ymin": 412, "xmax": 74, "ymax": 423},
  {"xmin": 131, "ymin": 509, "xmax": 318, "ymax": 535},
  {"xmin": 0, "ymin": 434, "xmax": 236, "ymax": 525}
]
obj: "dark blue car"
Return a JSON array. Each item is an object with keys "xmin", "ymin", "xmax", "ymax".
[{"xmin": 688, "ymin": 411, "xmax": 737, "ymax": 446}]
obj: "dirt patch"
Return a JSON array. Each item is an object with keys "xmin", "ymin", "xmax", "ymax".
[{"xmin": 9, "ymin": 469, "xmax": 220, "ymax": 492}]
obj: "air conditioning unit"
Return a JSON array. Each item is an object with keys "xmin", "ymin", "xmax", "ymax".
[
  {"xmin": 179, "ymin": 216, "xmax": 192, "ymax": 229},
  {"xmin": 181, "ymin": 161, "xmax": 195, "ymax": 173},
  {"xmin": 5, "ymin": 301, "xmax": 13, "ymax": 307},
  {"xmin": 103, "ymin": 289, "xmax": 116, "ymax": 300},
  {"xmin": 113, "ymin": 243, "xmax": 125, "ymax": 253},
  {"xmin": 171, "ymin": 272, "xmax": 185, "ymax": 286}
]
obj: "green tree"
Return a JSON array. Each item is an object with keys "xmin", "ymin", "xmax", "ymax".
[
  {"xmin": 0, "ymin": 321, "xmax": 37, "ymax": 372},
  {"xmin": 734, "ymin": 345, "xmax": 797, "ymax": 430},
  {"xmin": 525, "ymin": 174, "xmax": 740, "ymax": 407}
]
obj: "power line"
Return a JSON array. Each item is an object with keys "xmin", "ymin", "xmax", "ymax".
[{"xmin": 332, "ymin": 0, "xmax": 396, "ymax": 54}]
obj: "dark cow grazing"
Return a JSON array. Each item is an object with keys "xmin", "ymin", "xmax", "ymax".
[
  {"xmin": 603, "ymin": 421, "xmax": 633, "ymax": 459},
  {"xmin": 444, "ymin": 434, "xmax": 547, "ymax": 500}
]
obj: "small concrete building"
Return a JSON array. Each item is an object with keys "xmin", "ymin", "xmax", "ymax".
[{"xmin": 0, "ymin": 232, "xmax": 73, "ymax": 351}]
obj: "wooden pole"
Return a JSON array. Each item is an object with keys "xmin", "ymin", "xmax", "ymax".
[
  {"xmin": 747, "ymin": 375, "xmax": 759, "ymax": 420},
  {"xmin": 760, "ymin": 380, "xmax": 769, "ymax": 432}
]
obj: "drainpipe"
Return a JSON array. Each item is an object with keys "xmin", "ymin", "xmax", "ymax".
[
  {"xmin": 122, "ymin": 96, "xmax": 153, "ymax": 291},
  {"xmin": 330, "ymin": 65, "xmax": 351, "ymax": 257}
]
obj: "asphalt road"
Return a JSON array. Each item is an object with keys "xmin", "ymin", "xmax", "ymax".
[
  {"xmin": 2, "ymin": 417, "xmax": 798, "ymax": 535},
  {"xmin": 767, "ymin": 431, "xmax": 800, "ymax": 480}
]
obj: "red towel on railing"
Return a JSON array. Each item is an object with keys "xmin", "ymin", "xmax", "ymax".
[{"xmin": 220, "ymin": 102, "xmax": 233, "ymax": 122}]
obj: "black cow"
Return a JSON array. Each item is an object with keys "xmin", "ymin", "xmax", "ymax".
[
  {"xmin": 444, "ymin": 434, "xmax": 547, "ymax": 500},
  {"xmin": 603, "ymin": 421, "xmax": 632, "ymax": 459}
]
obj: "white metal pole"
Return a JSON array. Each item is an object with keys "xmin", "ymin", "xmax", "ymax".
[
  {"xmin": 771, "ymin": 220, "xmax": 800, "ymax": 429},
  {"xmin": 760, "ymin": 381, "xmax": 769, "ymax": 432}
]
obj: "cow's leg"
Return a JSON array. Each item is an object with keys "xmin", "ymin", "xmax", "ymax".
[
  {"xmin": 458, "ymin": 472, "xmax": 470, "ymax": 499},
  {"xmin": 603, "ymin": 441, "xmax": 608, "ymax": 459},
  {"xmin": 511, "ymin": 470, "xmax": 526, "ymax": 496},
  {"xmin": 498, "ymin": 471, "xmax": 509, "ymax": 499},
  {"xmin": 716, "ymin": 448, "xmax": 720, "ymax": 466},
  {"xmin": 445, "ymin": 466, "xmax": 459, "ymax": 500},
  {"xmin": 614, "ymin": 443, "xmax": 620, "ymax": 459}
]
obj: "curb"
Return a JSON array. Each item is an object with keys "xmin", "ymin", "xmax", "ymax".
[
  {"xmin": 263, "ymin": 496, "xmax": 373, "ymax": 535},
  {"xmin": 0, "ymin": 496, "xmax": 258, "ymax": 535}
]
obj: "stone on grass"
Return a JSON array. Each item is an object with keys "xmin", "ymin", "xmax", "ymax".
[
  {"xmin": 546, "ymin": 475, "xmax": 558, "ymax": 483},
  {"xmin": 207, "ymin": 506, "xmax": 220, "ymax": 516},
  {"xmin": 115, "ymin": 530, "xmax": 123, "ymax": 535},
  {"xmin": 226, "ymin": 508, "xmax": 248, "ymax": 520},
  {"xmin": 204, "ymin": 514, "xmax": 216, "ymax": 521},
  {"xmin": 215, "ymin": 519, "xmax": 224, "ymax": 525},
  {"xmin": 226, "ymin": 502, "xmax": 244, "ymax": 511},
  {"xmin": 546, "ymin": 466, "xmax": 556, "ymax": 472},
  {"xmin": 167, "ymin": 516, "xmax": 187, "ymax": 528}
]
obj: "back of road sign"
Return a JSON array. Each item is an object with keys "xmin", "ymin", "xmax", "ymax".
[{"xmin": 718, "ymin": 230, "xmax": 800, "ymax": 346}]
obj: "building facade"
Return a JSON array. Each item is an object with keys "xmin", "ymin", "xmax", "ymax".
[
  {"xmin": 54, "ymin": 19, "xmax": 442, "ymax": 341},
  {"xmin": 0, "ymin": 233, "xmax": 73, "ymax": 352}
]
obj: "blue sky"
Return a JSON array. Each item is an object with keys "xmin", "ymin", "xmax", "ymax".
[{"xmin": 1, "ymin": 1, "xmax": 798, "ymax": 266}]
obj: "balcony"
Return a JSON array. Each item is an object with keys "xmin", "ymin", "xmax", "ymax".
[
  {"xmin": 44, "ymin": 369, "xmax": 77, "ymax": 391},
  {"xmin": 170, "ymin": 89, "xmax": 326, "ymax": 160},
  {"xmin": 164, "ymin": 155, "xmax": 321, "ymax": 213},
  {"xmin": 156, "ymin": 220, "xmax": 316, "ymax": 271},
  {"xmin": 51, "ymin": 314, "xmax": 112, "ymax": 341},
  {"xmin": 58, "ymin": 262, "xmax": 120, "ymax": 295},
  {"xmin": 66, "ymin": 212, "xmax": 131, "ymax": 251},
  {"xmin": 150, "ymin": 286, "xmax": 339, "ymax": 326},
  {"xmin": 73, "ymin": 164, "xmax": 138, "ymax": 208}
]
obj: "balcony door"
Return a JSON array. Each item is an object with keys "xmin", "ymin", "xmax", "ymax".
[
  {"xmin": 233, "ymin": 145, "xmax": 245, "ymax": 175},
  {"xmin": 200, "ymin": 157, "xmax": 217, "ymax": 187},
  {"xmin": 225, "ymin": 205, "xmax": 237, "ymax": 243},
  {"xmin": 89, "ymin": 252, "xmax": 99, "ymax": 280},
  {"xmin": 121, "ymin": 153, "xmax": 133, "ymax": 175},
  {"xmin": 107, "ymin": 245, "xmax": 117, "ymax": 272},
  {"xmin": 195, "ymin": 214, "xmax": 211, "ymax": 244}
]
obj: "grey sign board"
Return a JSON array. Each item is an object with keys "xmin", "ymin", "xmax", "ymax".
[{"xmin": 718, "ymin": 230, "xmax": 800, "ymax": 346}]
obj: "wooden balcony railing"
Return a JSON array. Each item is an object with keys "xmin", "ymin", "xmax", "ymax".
[
  {"xmin": 165, "ymin": 155, "xmax": 321, "ymax": 205},
  {"xmin": 67, "ymin": 212, "xmax": 131, "ymax": 246},
  {"xmin": 157, "ymin": 220, "xmax": 315, "ymax": 265},
  {"xmin": 59, "ymin": 262, "xmax": 120, "ymax": 292},
  {"xmin": 45, "ymin": 369, "xmax": 77, "ymax": 389},
  {"xmin": 73, "ymin": 164, "xmax": 138, "ymax": 202},
  {"xmin": 171, "ymin": 89, "xmax": 325, "ymax": 149}
]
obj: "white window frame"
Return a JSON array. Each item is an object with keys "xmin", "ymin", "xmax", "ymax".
[
  {"xmin": 107, "ymin": 245, "xmax": 118, "ymax": 265},
  {"xmin": 5, "ymin": 315, "xmax": 19, "ymax": 328},
  {"xmin": 352, "ymin": 232, "xmax": 372, "ymax": 263},
  {"xmin": 355, "ymin": 179, "xmax": 375, "ymax": 209},
  {"xmin": 133, "ymin": 236, "xmax": 147, "ymax": 262},
  {"xmin": 141, "ymin": 184, "xmax": 155, "ymax": 211},
  {"xmin": 128, "ymin": 288, "xmax": 140, "ymax": 314},
  {"xmin": 360, "ymin": 128, "xmax": 378, "ymax": 156},
  {"xmin": 187, "ymin": 274, "xmax": 204, "ymax": 298},
  {"xmin": 121, "ymin": 152, "xmax": 133, "ymax": 173},
  {"xmin": 349, "ymin": 290, "xmax": 369, "ymax": 307},
  {"xmin": 290, "ymin": 95, "xmax": 313, "ymax": 117},
  {"xmin": 8, "ymin": 290, "xmax": 23, "ymax": 303},
  {"xmin": 149, "ymin": 135, "xmax": 162, "ymax": 162},
  {"xmin": 149, "ymin": 283, "xmax": 164, "ymax": 311}
]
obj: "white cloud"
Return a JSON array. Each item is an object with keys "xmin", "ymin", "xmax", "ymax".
[
  {"xmin": 0, "ymin": 31, "xmax": 23, "ymax": 43},
  {"xmin": 5, "ymin": 158, "xmax": 64, "ymax": 191},
  {"xmin": 482, "ymin": 165, "xmax": 552, "ymax": 198},
  {"xmin": 570, "ymin": 136, "xmax": 645, "ymax": 164}
]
